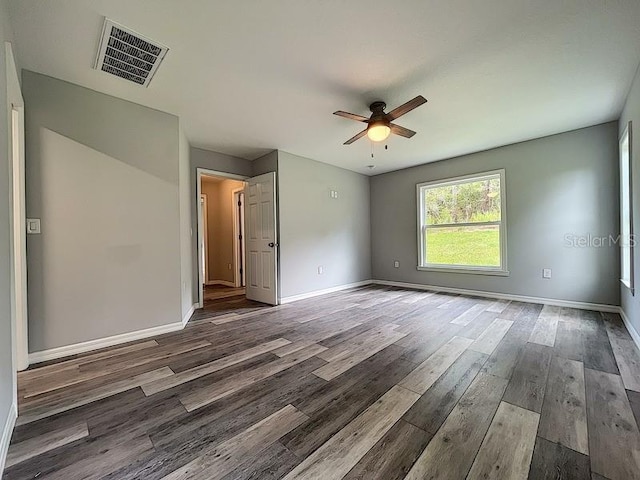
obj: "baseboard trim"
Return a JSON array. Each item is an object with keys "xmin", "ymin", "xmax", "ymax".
[
  {"xmin": 280, "ymin": 280, "xmax": 373, "ymax": 304},
  {"xmin": 618, "ymin": 307, "xmax": 640, "ymax": 351},
  {"xmin": 28, "ymin": 321, "xmax": 185, "ymax": 364},
  {"xmin": 182, "ymin": 303, "xmax": 197, "ymax": 327},
  {"xmin": 205, "ymin": 280, "xmax": 236, "ymax": 288},
  {"xmin": 0, "ymin": 402, "xmax": 17, "ymax": 476},
  {"xmin": 371, "ymin": 279, "xmax": 620, "ymax": 313}
]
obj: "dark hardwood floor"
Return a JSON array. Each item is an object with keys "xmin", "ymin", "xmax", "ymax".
[{"xmin": 4, "ymin": 285, "xmax": 640, "ymax": 479}]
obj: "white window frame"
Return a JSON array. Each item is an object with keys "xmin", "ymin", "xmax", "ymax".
[
  {"xmin": 416, "ymin": 169, "xmax": 508, "ymax": 276},
  {"xmin": 620, "ymin": 122, "xmax": 634, "ymax": 294}
]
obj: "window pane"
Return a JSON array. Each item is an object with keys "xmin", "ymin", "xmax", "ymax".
[
  {"xmin": 425, "ymin": 225, "xmax": 501, "ymax": 267},
  {"xmin": 425, "ymin": 176, "xmax": 501, "ymax": 225}
]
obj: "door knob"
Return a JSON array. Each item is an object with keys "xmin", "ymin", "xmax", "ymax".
[{"xmin": 268, "ymin": 242, "xmax": 275, "ymax": 248}]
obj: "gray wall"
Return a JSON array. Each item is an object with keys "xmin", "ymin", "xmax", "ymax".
[
  {"xmin": 371, "ymin": 122, "xmax": 620, "ymax": 306},
  {"xmin": 1, "ymin": 0, "xmax": 18, "ymax": 455},
  {"xmin": 278, "ymin": 151, "xmax": 371, "ymax": 299},
  {"xmin": 23, "ymin": 70, "xmax": 183, "ymax": 352},
  {"xmin": 620, "ymin": 64, "xmax": 640, "ymax": 333}
]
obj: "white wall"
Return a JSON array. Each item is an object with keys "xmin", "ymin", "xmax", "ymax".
[
  {"xmin": 619, "ymin": 63, "xmax": 640, "ymax": 334},
  {"xmin": 23, "ymin": 71, "xmax": 183, "ymax": 352},
  {"xmin": 371, "ymin": 123, "xmax": 620, "ymax": 306},
  {"xmin": 278, "ymin": 151, "xmax": 371, "ymax": 299}
]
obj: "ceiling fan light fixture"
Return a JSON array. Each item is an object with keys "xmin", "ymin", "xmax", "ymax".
[{"xmin": 367, "ymin": 122, "xmax": 391, "ymax": 142}]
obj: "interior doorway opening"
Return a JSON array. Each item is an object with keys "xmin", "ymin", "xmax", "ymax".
[
  {"xmin": 195, "ymin": 168, "xmax": 279, "ymax": 321},
  {"xmin": 198, "ymin": 172, "xmax": 247, "ymax": 308}
]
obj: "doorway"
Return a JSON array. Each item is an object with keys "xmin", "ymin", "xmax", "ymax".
[
  {"xmin": 196, "ymin": 168, "xmax": 279, "ymax": 316},
  {"xmin": 199, "ymin": 172, "xmax": 246, "ymax": 305}
]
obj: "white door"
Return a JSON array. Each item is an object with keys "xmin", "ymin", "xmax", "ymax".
[{"xmin": 245, "ymin": 172, "xmax": 278, "ymax": 305}]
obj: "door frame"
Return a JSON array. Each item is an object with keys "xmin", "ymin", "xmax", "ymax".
[
  {"xmin": 231, "ymin": 188, "xmax": 245, "ymax": 288},
  {"xmin": 200, "ymin": 193, "xmax": 209, "ymax": 285},
  {"xmin": 196, "ymin": 168, "xmax": 248, "ymax": 308}
]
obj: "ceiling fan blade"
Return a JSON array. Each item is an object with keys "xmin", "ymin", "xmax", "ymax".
[
  {"xmin": 386, "ymin": 95, "xmax": 427, "ymax": 121},
  {"xmin": 390, "ymin": 123, "xmax": 416, "ymax": 138},
  {"xmin": 334, "ymin": 111, "xmax": 369, "ymax": 122},
  {"xmin": 344, "ymin": 129, "xmax": 368, "ymax": 145}
]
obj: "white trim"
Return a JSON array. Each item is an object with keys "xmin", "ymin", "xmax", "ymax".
[
  {"xmin": 200, "ymin": 192, "xmax": 209, "ymax": 285},
  {"xmin": 280, "ymin": 280, "xmax": 373, "ymax": 304},
  {"xmin": 416, "ymin": 266, "xmax": 510, "ymax": 276},
  {"xmin": 28, "ymin": 321, "xmax": 185, "ymax": 364},
  {"xmin": 0, "ymin": 402, "xmax": 17, "ymax": 476},
  {"xmin": 371, "ymin": 279, "xmax": 619, "ymax": 313},
  {"xmin": 197, "ymin": 168, "xmax": 249, "ymax": 308},
  {"xmin": 618, "ymin": 307, "xmax": 640, "ymax": 351},
  {"xmin": 182, "ymin": 303, "xmax": 197, "ymax": 327}
]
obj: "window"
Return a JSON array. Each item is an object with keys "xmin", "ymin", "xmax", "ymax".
[
  {"xmin": 620, "ymin": 122, "xmax": 634, "ymax": 294},
  {"xmin": 417, "ymin": 170, "xmax": 507, "ymax": 275}
]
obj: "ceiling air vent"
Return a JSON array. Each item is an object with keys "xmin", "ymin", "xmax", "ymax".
[{"xmin": 94, "ymin": 19, "xmax": 169, "ymax": 87}]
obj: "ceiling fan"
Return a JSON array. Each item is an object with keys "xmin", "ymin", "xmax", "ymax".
[{"xmin": 333, "ymin": 95, "xmax": 427, "ymax": 145}]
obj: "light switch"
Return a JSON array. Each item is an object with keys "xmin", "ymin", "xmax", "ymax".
[
  {"xmin": 394, "ymin": 261, "xmax": 400, "ymax": 268},
  {"xmin": 542, "ymin": 268, "xmax": 552, "ymax": 279},
  {"xmin": 26, "ymin": 218, "xmax": 41, "ymax": 234}
]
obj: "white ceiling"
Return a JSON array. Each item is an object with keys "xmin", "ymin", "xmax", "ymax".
[{"xmin": 7, "ymin": 0, "xmax": 640, "ymax": 175}]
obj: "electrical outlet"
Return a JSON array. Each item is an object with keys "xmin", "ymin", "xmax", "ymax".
[
  {"xmin": 317, "ymin": 266, "xmax": 323, "ymax": 275},
  {"xmin": 394, "ymin": 260, "xmax": 400, "ymax": 268},
  {"xmin": 228, "ymin": 263, "xmax": 232, "ymax": 270},
  {"xmin": 542, "ymin": 268, "xmax": 552, "ymax": 279}
]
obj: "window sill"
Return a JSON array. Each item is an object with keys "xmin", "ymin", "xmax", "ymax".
[{"xmin": 417, "ymin": 265, "xmax": 510, "ymax": 277}]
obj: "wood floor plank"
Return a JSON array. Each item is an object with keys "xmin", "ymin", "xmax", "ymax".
[
  {"xmin": 399, "ymin": 336, "xmax": 473, "ymax": 394},
  {"xmin": 469, "ymin": 318, "xmax": 514, "ymax": 355},
  {"xmin": 629, "ymin": 389, "xmax": 640, "ymax": 430},
  {"xmin": 467, "ymin": 401, "xmax": 539, "ymax": 480},
  {"xmin": 482, "ymin": 321, "xmax": 535, "ymax": 379},
  {"xmin": 5, "ymin": 421, "xmax": 89, "ymax": 468},
  {"xmin": 502, "ymin": 343, "xmax": 553, "ymax": 413},
  {"xmin": 219, "ymin": 442, "xmax": 300, "ymax": 480},
  {"xmin": 23, "ymin": 340, "xmax": 211, "ymax": 399},
  {"xmin": 450, "ymin": 303, "xmax": 487, "ymax": 326},
  {"xmin": 403, "ymin": 349, "xmax": 487, "ymax": 434},
  {"xmin": 341, "ymin": 420, "xmax": 432, "ymax": 480},
  {"xmin": 585, "ymin": 368, "xmax": 640, "ymax": 480},
  {"xmin": 581, "ymin": 310, "xmax": 620, "ymax": 375},
  {"xmin": 141, "ymin": 338, "xmax": 291, "ymax": 396},
  {"xmin": 486, "ymin": 299, "xmax": 511, "ymax": 313},
  {"xmin": 529, "ymin": 305, "xmax": 560, "ymax": 347},
  {"xmin": 312, "ymin": 328, "xmax": 405, "ymax": 381},
  {"xmin": 41, "ymin": 435, "xmax": 155, "ymax": 480},
  {"xmin": 161, "ymin": 404, "xmax": 308, "ymax": 480},
  {"xmin": 16, "ymin": 367, "xmax": 174, "ymax": 425},
  {"xmin": 527, "ymin": 436, "xmax": 591, "ymax": 480},
  {"xmin": 315, "ymin": 324, "xmax": 401, "ymax": 362},
  {"xmin": 404, "ymin": 373, "xmax": 509, "ymax": 480},
  {"xmin": 281, "ymin": 385, "xmax": 420, "ymax": 480},
  {"xmin": 538, "ymin": 356, "xmax": 588, "ymax": 455},
  {"xmin": 602, "ymin": 314, "xmax": 640, "ymax": 392},
  {"xmin": 282, "ymin": 354, "xmax": 415, "ymax": 459},
  {"xmin": 179, "ymin": 344, "xmax": 327, "ymax": 412}
]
